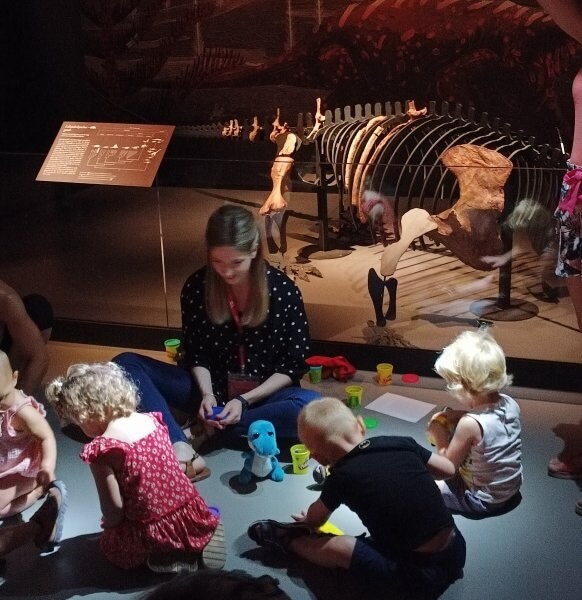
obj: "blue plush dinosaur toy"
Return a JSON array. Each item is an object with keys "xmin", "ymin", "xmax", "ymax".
[{"xmin": 239, "ymin": 420, "xmax": 285, "ymax": 484}]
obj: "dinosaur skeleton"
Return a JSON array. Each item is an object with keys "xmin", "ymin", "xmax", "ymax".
[
  {"xmin": 174, "ymin": 96, "xmax": 567, "ymax": 321},
  {"xmin": 307, "ymin": 99, "xmax": 566, "ymax": 321}
]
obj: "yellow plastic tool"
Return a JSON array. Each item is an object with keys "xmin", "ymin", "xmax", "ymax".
[{"xmin": 318, "ymin": 521, "xmax": 344, "ymax": 535}]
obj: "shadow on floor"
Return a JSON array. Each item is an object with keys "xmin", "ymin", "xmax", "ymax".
[
  {"xmin": 0, "ymin": 534, "xmax": 163, "ymax": 598},
  {"xmin": 450, "ymin": 492, "xmax": 522, "ymax": 521}
]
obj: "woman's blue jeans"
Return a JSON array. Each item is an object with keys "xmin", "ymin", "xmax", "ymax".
[{"xmin": 113, "ymin": 352, "xmax": 320, "ymax": 443}]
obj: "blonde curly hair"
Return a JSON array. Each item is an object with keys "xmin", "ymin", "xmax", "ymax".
[
  {"xmin": 434, "ymin": 329, "xmax": 512, "ymax": 397},
  {"xmin": 45, "ymin": 361, "xmax": 138, "ymax": 425}
]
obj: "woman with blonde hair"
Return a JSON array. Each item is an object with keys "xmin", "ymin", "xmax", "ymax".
[{"xmin": 112, "ymin": 205, "xmax": 319, "ymax": 476}]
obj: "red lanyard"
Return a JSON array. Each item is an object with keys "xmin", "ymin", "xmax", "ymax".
[{"xmin": 227, "ymin": 290, "xmax": 246, "ymax": 373}]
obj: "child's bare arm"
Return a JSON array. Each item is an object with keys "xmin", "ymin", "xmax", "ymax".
[
  {"xmin": 435, "ymin": 415, "xmax": 480, "ymax": 470},
  {"xmin": 426, "ymin": 452, "xmax": 456, "ymax": 480},
  {"xmin": 292, "ymin": 498, "xmax": 331, "ymax": 529},
  {"xmin": 15, "ymin": 404, "xmax": 57, "ymax": 486},
  {"xmin": 90, "ymin": 461, "xmax": 124, "ymax": 528}
]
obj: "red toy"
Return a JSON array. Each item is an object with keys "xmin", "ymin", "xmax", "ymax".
[{"xmin": 305, "ymin": 356, "xmax": 356, "ymax": 382}]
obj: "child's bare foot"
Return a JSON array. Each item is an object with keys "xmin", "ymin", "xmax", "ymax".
[
  {"xmin": 173, "ymin": 441, "xmax": 211, "ymax": 483},
  {"xmin": 187, "ymin": 451, "xmax": 211, "ymax": 483}
]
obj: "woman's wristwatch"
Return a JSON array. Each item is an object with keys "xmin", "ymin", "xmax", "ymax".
[{"xmin": 235, "ymin": 395, "xmax": 250, "ymax": 413}]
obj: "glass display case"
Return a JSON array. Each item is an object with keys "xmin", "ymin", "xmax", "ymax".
[{"xmin": 1, "ymin": 103, "xmax": 579, "ymax": 391}]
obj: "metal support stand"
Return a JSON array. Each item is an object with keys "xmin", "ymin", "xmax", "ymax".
[
  {"xmin": 298, "ymin": 144, "xmax": 353, "ymax": 260},
  {"xmin": 471, "ymin": 208, "xmax": 538, "ymax": 321}
]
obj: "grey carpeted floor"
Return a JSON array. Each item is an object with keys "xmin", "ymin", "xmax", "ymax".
[{"xmin": 1, "ymin": 344, "xmax": 581, "ymax": 600}]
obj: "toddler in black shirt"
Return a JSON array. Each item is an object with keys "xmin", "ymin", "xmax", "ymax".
[{"xmin": 248, "ymin": 397, "xmax": 466, "ymax": 598}]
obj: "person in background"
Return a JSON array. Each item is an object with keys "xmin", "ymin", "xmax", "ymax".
[
  {"xmin": 0, "ymin": 349, "xmax": 66, "ymax": 557},
  {"xmin": 248, "ymin": 397, "xmax": 465, "ymax": 599},
  {"xmin": 0, "ymin": 279, "xmax": 54, "ymax": 395},
  {"xmin": 113, "ymin": 204, "xmax": 319, "ymax": 479},
  {"xmin": 536, "ymin": 0, "xmax": 582, "ymax": 515},
  {"xmin": 45, "ymin": 361, "xmax": 225, "ymax": 572},
  {"xmin": 427, "ymin": 329, "xmax": 523, "ymax": 516}
]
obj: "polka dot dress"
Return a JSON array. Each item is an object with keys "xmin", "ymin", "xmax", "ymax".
[{"xmin": 180, "ymin": 264, "xmax": 311, "ymax": 403}]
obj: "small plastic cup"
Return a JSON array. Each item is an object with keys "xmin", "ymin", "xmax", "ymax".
[
  {"xmin": 376, "ymin": 363, "xmax": 393, "ymax": 385},
  {"xmin": 164, "ymin": 338, "xmax": 181, "ymax": 360},
  {"xmin": 344, "ymin": 385, "xmax": 363, "ymax": 409},
  {"xmin": 308, "ymin": 365, "xmax": 323, "ymax": 384},
  {"xmin": 290, "ymin": 443, "xmax": 310, "ymax": 474}
]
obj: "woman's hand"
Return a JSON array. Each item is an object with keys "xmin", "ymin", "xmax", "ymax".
[
  {"xmin": 197, "ymin": 396, "xmax": 244, "ymax": 430},
  {"xmin": 198, "ymin": 393, "xmax": 218, "ymax": 421},
  {"xmin": 206, "ymin": 398, "xmax": 244, "ymax": 429}
]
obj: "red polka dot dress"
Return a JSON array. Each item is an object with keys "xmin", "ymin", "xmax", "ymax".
[{"xmin": 80, "ymin": 412, "xmax": 218, "ymax": 569}]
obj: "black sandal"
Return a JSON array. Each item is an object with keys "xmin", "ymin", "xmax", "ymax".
[{"xmin": 247, "ymin": 519, "xmax": 312, "ymax": 553}]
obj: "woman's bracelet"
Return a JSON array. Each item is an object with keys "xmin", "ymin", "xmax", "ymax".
[{"xmin": 234, "ymin": 395, "xmax": 250, "ymax": 413}]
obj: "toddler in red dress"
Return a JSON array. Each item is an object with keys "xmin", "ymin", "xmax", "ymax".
[{"xmin": 45, "ymin": 361, "xmax": 226, "ymax": 572}]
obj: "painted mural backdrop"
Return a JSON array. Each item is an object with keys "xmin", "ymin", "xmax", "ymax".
[{"xmin": 79, "ymin": 0, "xmax": 580, "ymax": 148}]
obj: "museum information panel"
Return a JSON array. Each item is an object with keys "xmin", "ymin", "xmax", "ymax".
[{"xmin": 36, "ymin": 122, "xmax": 174, "ymax": 187}]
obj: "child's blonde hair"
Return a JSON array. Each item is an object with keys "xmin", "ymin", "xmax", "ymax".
[
  {"xmin": 45, "ymin": 362, "xmax": 138, "ymax": 425},
  {"xmin": 434, "ymin": 329, "xmax": 512, "ymax": 396},
  {"xmin": 298, "ymin": 397, "xmax": 359, "ymax": 445}
]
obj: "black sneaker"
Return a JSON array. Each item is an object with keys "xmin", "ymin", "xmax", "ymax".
[
  {"xmin": 247, "ymin": 519, "xmax": 312, "ymax": 553},
  {"xmin": 29, "ymin": 480, "xmax": 67, "ymax": 551}
]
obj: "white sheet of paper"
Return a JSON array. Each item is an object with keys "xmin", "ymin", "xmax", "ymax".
[{"xmin": 366, "ymin": 392, "xmax": 436, "ymax": 423}]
